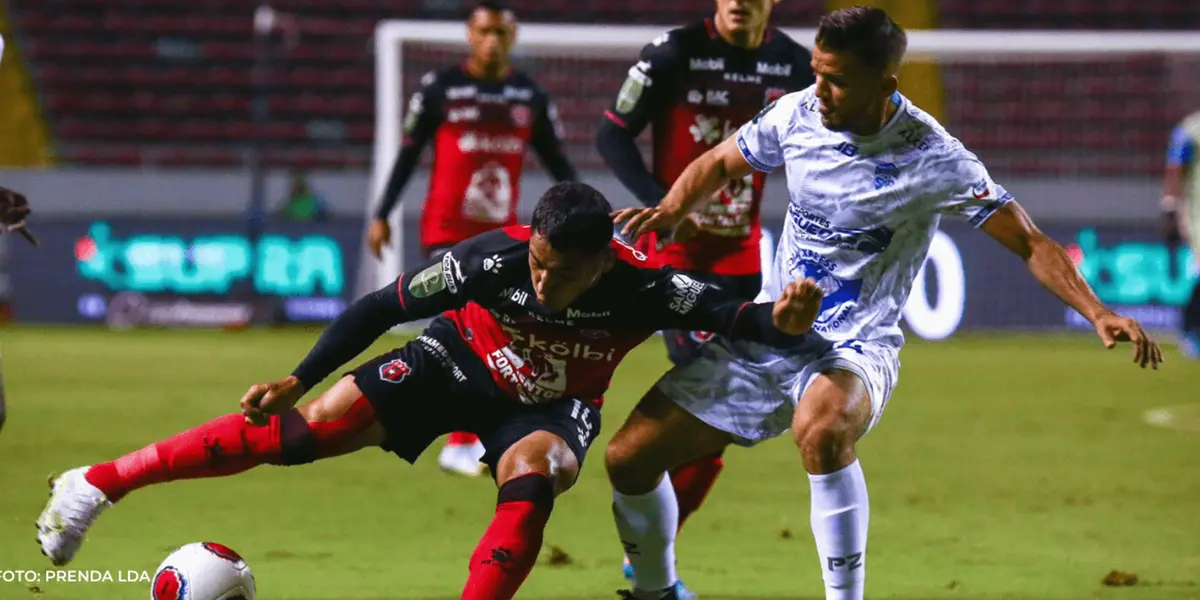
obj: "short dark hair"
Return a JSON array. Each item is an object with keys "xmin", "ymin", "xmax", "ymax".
[
  {"xmin": 473, "ymin": 1, "xmax": 509, "ymax": 15},
  {"xmin": 816, "ymin": 6, "xmax": 907, "ymax": 71},
  {"xmin": 531, "ymin": 182, "xmax": 614, "ymax": 257}
]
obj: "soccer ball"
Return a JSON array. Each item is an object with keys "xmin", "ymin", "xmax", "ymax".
[{"xmin": 151, "ymin": 542, "xmax": 256, "ymax": 600}]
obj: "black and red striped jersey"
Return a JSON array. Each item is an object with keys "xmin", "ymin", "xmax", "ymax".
[
  {"xmin": 603, "ymin": 20, "xmax": 813, "ymax": 275},
  {"xmin": 376, "ymin": 66, "xmax": 576, "ymax": 250},
  {"xmin": 291, "ymin": 226, "xmax": 802, "ymax": 406}
]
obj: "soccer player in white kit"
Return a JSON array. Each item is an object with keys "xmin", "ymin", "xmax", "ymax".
[{"xmin": 606, "ymin": 7, "xmax": 1163, "ymax": 600}]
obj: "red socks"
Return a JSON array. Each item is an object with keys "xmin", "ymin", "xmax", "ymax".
[
  {"xmin": 448, "ymin": 431, "xmax": 480, "ymax": 446},
  {"xmin": 669, "ymin": 452, "xmax": 725, "ymax": 530},
  {"xmin": 84, "ymin": 397, "xmax": 375, "ymax": 502},
  {"xmin": 461, "ymin": 473, "xmax": 555, "ymax": 600}
]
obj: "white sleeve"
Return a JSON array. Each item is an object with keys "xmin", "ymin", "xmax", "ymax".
[
  {"xmin": 735, "ymin": 95, "xmax": 795, "ymax": 173},
  {"xmin": 931, "ymin": 155, "xmax": 1014, "ymax": 228},
  {"xmin": 0, "ymin": 34, "xmax": 6, "ymax": 68}
]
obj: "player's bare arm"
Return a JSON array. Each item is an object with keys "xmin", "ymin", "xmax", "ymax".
[
  {"xmin": 0, "ymin": 185, "xmax": 37, "ymax": 246},
  {"xmin": 613, "ymin": 135, "xmax": 754, "ymax": 241},
  {"xmin": 980, "ymin": 201, "xmax": 1162, "ymax": 368}
]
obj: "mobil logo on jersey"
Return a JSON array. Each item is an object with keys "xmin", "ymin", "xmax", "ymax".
[{"xmin": 789, "ymin": 249, "xmax": 863, "ymax": 334}]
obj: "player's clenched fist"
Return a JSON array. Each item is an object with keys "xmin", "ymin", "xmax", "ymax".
[
  {"xmin": 240, "ymin": 375, "xmax": 307, "ymax": 426},
  {"xmin": 0, "ymin": 185, "xmax": 37, "ymax": 246},
  {"xmin": 772, "ymin": 278, "xmax": 824, "ymax": 335}
]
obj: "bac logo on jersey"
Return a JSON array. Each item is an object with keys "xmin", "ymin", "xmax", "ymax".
[
  {"xmin": 510, "ymin": 105, "xmax": 532, "ymax": 128},
  {"xmin": 152, "ymin": 567, "xmax": 186, "ymax": 600},
  {"xmin": 447, "ymin": 106, "xmax": 480, "ymax": 123},
  {"xmin": 379, "ymin": 358, "xmax": 412, "ymax": 383}
]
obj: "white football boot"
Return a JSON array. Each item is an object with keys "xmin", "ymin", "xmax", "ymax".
[
  {"xmin": 437, "ymin": 439, "xmax": 487, "ymax": 477},
  {"xmin": 36, "ymin": 467, "xmax": 112, "ymax": 566}
]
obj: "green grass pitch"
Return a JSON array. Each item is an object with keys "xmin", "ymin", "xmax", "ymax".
[{"xmin": 0, "ymin": 327, "xmax": 1196, "ymax": 599}]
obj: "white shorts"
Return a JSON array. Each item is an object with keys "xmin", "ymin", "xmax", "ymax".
[{"xmin": 656, "ymin": 336, "xmax": 900, "ymax": 446}]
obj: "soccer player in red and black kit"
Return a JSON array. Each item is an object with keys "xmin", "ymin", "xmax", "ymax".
[
  {"xmin": 38, "ymin": 182, "xmax": 823, "ymax": 600},
  {"xmin": 595, "ymin": 1, "xmax": 813, "ymax": 594},
  {"xmin": 0, "ymin": 184, "xmax": 36, "ymax": 435},
  {"xmin": 367, "ymin": 1, "xmax": 578, "ymax": 475}
]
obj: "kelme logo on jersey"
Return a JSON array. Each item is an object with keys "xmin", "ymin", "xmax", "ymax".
[
  {"xmin": 409, "ymin": 262, "xmax": 446, "ymax": 298},
  {"xmin": 790, "ymin": 250, "xmax": 863, "ymax": 334},
  {"xmin": 669, "ymin": 273, "xmax": 708, "ymax": 315}
]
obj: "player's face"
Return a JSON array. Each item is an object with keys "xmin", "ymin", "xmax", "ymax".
[
  {"xmin": 811, "ymin": 44, "xmax": 897, "ymax": 133},
  {"xmin": 466, "ymin": 8, "xmax": 516, "ymax": 67},
  {"xmin": 528, "ymin": 234, "xmax": 614, "ymax": 312},
  {"xmin": 714, "ymin": 0, "xmax": 777, "ymax": 36}
]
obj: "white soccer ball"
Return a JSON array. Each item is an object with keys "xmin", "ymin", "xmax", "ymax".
[{"xmin": 150, "ymin": 542, "xmax": 256, "ymax": 600}]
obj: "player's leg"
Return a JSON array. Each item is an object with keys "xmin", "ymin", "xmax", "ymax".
[
  {"xmin": 607, "ymin": 389, "xmax": 735, "ymax": 599},
  {"xmin": 792, "ymin": 371, "xmax": 872, "ymax": 600},
  {"xmin": 426, "ymin": 243, "xmax": 487, "ymax": 475},
  {"xmin": 37, "ymin": 374, "xmax": 384, "ymax": 565},
  {"xmin": 462, "ymin": 398, "xmax": 601, "ymax": 600},
  {"xmin": 660, "ymin": 272, "xmax": 760, "ymax": 530},
  {"xmin": 789, "ymin": 343, "xmax": 896, "ymax": 600}
]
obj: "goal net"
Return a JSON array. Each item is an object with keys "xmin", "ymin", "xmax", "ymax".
[{"xmin": 362, "ymin": 22, "xmax": 1200, "ymax": 333}]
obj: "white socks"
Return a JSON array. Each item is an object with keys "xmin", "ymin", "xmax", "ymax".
[
  {"xmin": 613, "ymin": 475, "xmax": 679, "ymax": 596},
  {"xmin": 809, "ymin": 460, "xmax": 869, "ymax": 600}
]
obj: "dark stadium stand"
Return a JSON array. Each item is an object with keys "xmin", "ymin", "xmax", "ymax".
[{"xmin": 7, "ymin": 0, "xmax": 1200, "ymax": 173}]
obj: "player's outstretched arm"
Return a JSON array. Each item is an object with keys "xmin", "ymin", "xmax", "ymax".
[
  {"xmin": 638, "ymin": 265, "xmax": 822, "ymax": 346},
  {"xmin": 981, "ymin": 201, "xmax": 1163, "ymax": 368},
  {"xmin": 614, "ymin": 135, "xmax": 754, "ymax": 241}
]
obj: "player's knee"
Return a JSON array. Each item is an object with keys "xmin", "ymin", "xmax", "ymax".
[
  {"xmin": 286, "ymin": 378, "xmax": 379, "ymax": 465},
  {"xmin": 604, "ymin": 436, "xmax": 657, "ymax": 494},
  {"xmin": 791, "ymin": 412, "xmax": 857, "ymax": 470},
  {"xmin": 497, "ymin": 432, "xmax": 579, "ymax": 496}
]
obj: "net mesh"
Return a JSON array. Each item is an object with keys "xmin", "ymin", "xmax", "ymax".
[{"xmin": 397, "ymin": 41, "xmax": 1200, "ymax": 177}]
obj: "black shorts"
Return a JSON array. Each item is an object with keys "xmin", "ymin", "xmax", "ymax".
[
  {"xmin": 350, "ymin": 318, "xmax": 601, "ymax": 477},
  {"xmin": 663, "ymin": 272, "xmax": 763, "ymax": 366}
]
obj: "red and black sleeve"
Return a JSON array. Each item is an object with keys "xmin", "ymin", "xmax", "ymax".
[
  {"xmin": 632, "ymin": 267, "xmax": 803, "ymax": 348},
  {"xmin": 529, "ymin": 89, "xmax": 577, "ymax": 182},
  {"xmin": 375, "ymin": 71, "xmax": 446, "ymax": 221},
  {"xmin": 290, "ymin": 231, "xmax": 510, "ymax": 388},
  {"xmin": 595, "ymin": 30, "xmax": 683, "ymax": 207}
]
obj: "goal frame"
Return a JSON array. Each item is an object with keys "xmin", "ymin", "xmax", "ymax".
[{"xmin": 364, "ymin": 21, "xmax": 1200, "ymax": 294}]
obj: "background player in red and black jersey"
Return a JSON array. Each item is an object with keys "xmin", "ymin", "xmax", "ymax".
[
  {"xmin": 368, "ymin": 1, "xmax": 578, "ymax": 473},
  {"xmin": 595, "ymin": 0, "xmax": 813, "ymax": 593},
  {"xmin": 39, "ymin": 182, "xmax": 823, "ymax": 600}
]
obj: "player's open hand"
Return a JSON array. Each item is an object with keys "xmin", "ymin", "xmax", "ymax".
[
  {"xmin": 367, "ymin": 218, "xmax": 392, "ymax": 260},
  {"xmin": 612, "ymin": 206, "xmax": 684, "ymax": 242},
  {"xmin": 1093, "ymin": 311, "xmax": 1163, "ymax": 369},
  {"xmin": 0, "ymin": 185, "xmax": 37, "ymax": 246},
  {"xmin": 240, "ymin": 375, "xmax": 307, "ymax": 426},
  {"xmin": 772, "ymin": 278, "xmax": 824, "ymax": 335}
]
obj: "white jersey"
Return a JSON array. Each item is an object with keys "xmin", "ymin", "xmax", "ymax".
[{"xmin": 737, "ymin": 86, "xmax": 1012, "ymax": 349}]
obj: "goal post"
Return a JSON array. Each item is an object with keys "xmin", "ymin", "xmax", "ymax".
[{"xmin": 363, "ymin": 21, "xmax": 1200, "ymax": 296}]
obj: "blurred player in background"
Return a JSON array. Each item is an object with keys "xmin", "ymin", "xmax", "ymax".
[
  {"xmin": 594, "ymin": 0, "xmax": 812, "ymax": 594},
  {"xmin": 1162, "ymin": 109, "xmax": 1200, "ymax": 358},
  {"xmin": 608, "ymin": 7, "xmax": 1162, "ymax": 600},
  {"xmin": 0, "ymin": 183, "xmax": 38, "ymax": 435},
  {"xmin": 367, "ymin": 1, "xmax": 578, "ymax": 475}
]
